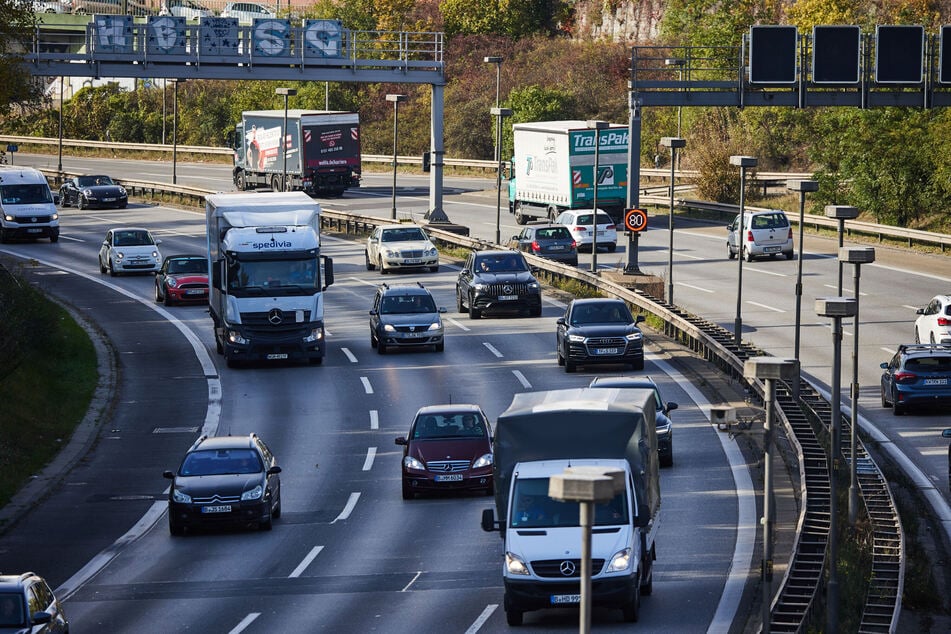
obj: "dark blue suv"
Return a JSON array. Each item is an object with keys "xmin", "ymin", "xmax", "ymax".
[{"xmin": 0, "ymin": 572, "xmax": 69, "ymax": 632}]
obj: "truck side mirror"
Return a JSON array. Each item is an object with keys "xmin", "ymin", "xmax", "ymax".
[
  {"xmin": 322, "ymin": 256, "xmax": 334, "ymax": 289},
  {"xmin": 211, "ymin": 259, "xmax": 222, "ymax": 290},
  {"xmin": 481, "ymin": 508, "xmax": 497, "ymax": 533}
]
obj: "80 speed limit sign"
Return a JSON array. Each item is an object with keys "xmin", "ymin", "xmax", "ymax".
[{"xmin": 624, "ymin": 208, "xmax": 648, "ymax": 232}]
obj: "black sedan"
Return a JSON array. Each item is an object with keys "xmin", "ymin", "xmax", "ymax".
[
  {"xmin": 60, "ymin": 174, "xmax": 128, "ymax": 209},
  {"xmin": 556, "ymin": 298, "xmax": 646, "ymax": 372}
]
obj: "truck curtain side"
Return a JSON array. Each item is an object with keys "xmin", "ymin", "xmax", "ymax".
[
  {"xmin": 507, "ymin": 120, "xmax": 629, "ymax": 225},
  {"xmin": 233, "ymin": 110, "xmax": 361, "ymax": 197}
]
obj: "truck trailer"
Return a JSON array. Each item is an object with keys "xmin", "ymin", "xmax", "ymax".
[
  {"xmin": 507, "ymin": 120, "xmax": 629, "ymax": 225},
  {"xmin": 232, "ymin": 110, "xmax": 361, "ymax": 197},
  {"xmin": 206, "ymin": 192, "xmax": 334, "ymax": 367},
  {"xmin": 481, "ymin": 387, "xmax": 660, "ymax": 625}
]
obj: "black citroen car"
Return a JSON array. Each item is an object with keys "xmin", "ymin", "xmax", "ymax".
[
  {"xmin": 556, "ymin": 298, "xmax": 646, "ymax": 372},
  {"xmin": 163, "ymin": 434, "xmax": 282, "ymax": 535},
  {"xmin": 59, "ymin": 174, "xmax": 128, "ymax": 209},
  {"xmin": 455, "ymin": 249, "xmax": 542, "ymax": 319}
]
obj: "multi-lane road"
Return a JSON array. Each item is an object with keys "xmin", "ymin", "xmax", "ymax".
[{"xmin": 2, "ymin": 153, "xmax": 950, "ymax": 631}]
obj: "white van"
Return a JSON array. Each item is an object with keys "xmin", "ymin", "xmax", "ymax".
[
  {"xmin": 0, "ymin": 167, "xmax": 59, "ymax": 243},
  {"xmin": 726, "ymin": 209, "xmax": 793, "ymax": 261}
]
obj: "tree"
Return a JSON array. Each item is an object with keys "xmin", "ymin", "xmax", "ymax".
[{"xmin": 0, "ymin": 0, "xmax": 42, "ymax": 115}]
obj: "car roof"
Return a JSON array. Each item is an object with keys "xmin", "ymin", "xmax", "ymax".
[
  {"xmin": 0, "ymin": 572, "xmax": 40, "ymax": 590},
  {"xmin": 476, "ymin": 249, "xmax": 520, "ymax": 257},
  {"xmin": 415, "ymin": 404, "xmax": 484, "ymax": 416},
  {"xmin": 190, "ymin": 435, "xmax": 256, "ymax": 452},
  {"xmin": 589, "ymin": 376, "xmax": 658, "ymax": 389},
  {"xmin": 108, "ymin": 226, "xmax": 150, "ymax": 233},
  {"xmin": 897, "ymin": 343, "xmax": 951, "ymax": 357},
  {"xmin": 165, "ymin": 254, "xmax": 205, "ymax": 260},
  {"xmin": 379, "ymin": 284, "xmax": 432, "ymax": 296},
  {"xmin": 570, "ymin": 297, "xmax": 626, "ymax": 306}
]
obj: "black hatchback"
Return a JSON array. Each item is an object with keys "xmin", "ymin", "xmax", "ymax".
[{"xmin": 507, "ymin": 224, "xmax": 578, "ymax": 266}]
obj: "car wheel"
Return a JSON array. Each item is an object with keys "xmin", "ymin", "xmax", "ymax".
[
  {"xmin": 49, "ymin": 234, "xmax": 59, "ymax": 243},
  {"xmin": 915, "ymin": 329, "xmax": 921, "ymax": 344},
  {"xmin": 457, "ymin": 290, "xmax": 466, "ymax": 313},
  {"xmin": 99, "ymin": 257, "xmax": 107, "ymax": 274},
  {"xmin": 60, "ymin": 191, "xmax": 69, "ymax": 207},
  {"xmin": 169, "ymin": 519, "xmax": 185, "ymax": 536},
  {"xmin": 531, "ymin": 305, "xmax": 542, "ymax": 317},
  {"xmin": 260, "ymin": 515, "xmax": 273, "ymax": 531},
  {"xmin": 631, "ymin": 358, "xmax": 645, "ymax": 372},
  {"xmin": 377, "ymin": 341, "xmax": 387, "ymax": 355},
  {"xmin": 744, "ymin": 247, "xmax": 754, "ymax": 262},
  {"xmin": 78, "ymin": 195, "xmax": 87, "ymax": 210},
  {"xmin": 661, "ymin": 452, "xmax": 673, "ymax": 468},
  {"xmin": 119, "ymin": 202, "xmax": 127, "ymax": 209},
  {"xmin": 365, "ymin": 251, "xmax": 375, "ymax": 270},
  {"xmin": 557, "ymin": 347, "xmax": 565, "ymax": 366},
  {"xmin": 893, "ymin": 392, "xmax": 905, "ymax": 416},
  {"xmin": 402, "ymin": 483, "xmax": 414, "ymax": 500},
  {"xmin": 163, "ymin": 288, "xmax": 174, "ymax": 307},
  {"xmin": 154, "ymin": 283, "xmax": 163, "ymax": 304},
  {"xmin": 271, "ymin": 494, "xmax": 281, "ymax": 519},
  {"xmin": 784, "ymin": 250, "xmax": 795, "ymax": 260},
  {"xmin": 435, "ymin": 341, "xmax": 444, "ymax": 352},
  {"xmin": 931, "ymin": 333, "xmax": 937, "ymax": 344},
  {"xmin": 370, "ymin": 331, "xmax": 378, "ymax": 349},
  {"xmin": 881, "ymin": 386, "xmax": 889, "ymax": 408},
  {"xmin": 727, "ymin": 243, "xmax": 736, "ymax": 260},
  {"xmin": 565, "ymin": 356, "xmax": 576, "ymax": 373},
  {"xmin": 429, "ymin": 264, "xmax": 439, "ymax": 273},
  {"xmin": 468, "ymin": 297, "xmax": 482, "ymax": 320},
  {"xmin": 379, "ymin": 257, "xmax": 388, "ymax": 274},
  {"xmin": 108, "ymin": 259, "xmax": 117, "ymax": 277}
]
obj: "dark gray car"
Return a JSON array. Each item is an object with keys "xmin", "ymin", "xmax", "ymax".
[
  {"xmin": 370, "ymin": 283, "xmax": 445, "ymax": 354},
  {"xmin": 507, "ymin": 224, "xmax": 578, "ymax": 266}
]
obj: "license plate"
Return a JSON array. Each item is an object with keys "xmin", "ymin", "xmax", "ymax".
[
  {"xmin": 404, "ymin": 258, "xmax": 421, "ymax": 264},
  {"xmin": 201, "ymin": 505, "xmax": 231, "ymax": 513},
  {"xmin": 499, "ymin": 295, "xmax": 518, "ymax": 301},
  {"xmin": 186, "ymin": 289, "xmax": 206, "ymax": 295},
  {"xmin": 103, "ymin": 197, "xmax": 116, "ymax": 202},
  {"xmin": 27, "ymin": 228, "xmax": 42, "ymax": 233},
  {"xmin": 764, "ymin": 246, "xmax": 781, "ymax": 252},
  {"xmin": 594, "ymin": 348, "xmax": 620, "ymax": 355},
  {"xmin": 551, "ymin": 594, "xmax": 581, "ymax": 605},
  {"xmin": 434, "ymin": 474, "xmax": 463, "ymax": 482},
  {"xmin": 266, "ymin": 353, "xmax": 288, "ymax": 360},
  {"xmin": 404, "ymin": 331, "xmax": 426, "ymax": 338},
  {"xmin": 548, "ymin": 245, "xmax": 565, "ymax": 251},
  {"xmin": 923, "ymin": 378, "xmax": 948, "ymax": 385}
]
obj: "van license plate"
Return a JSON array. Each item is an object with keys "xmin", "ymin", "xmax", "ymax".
[
  {"xmin": 27, "ymin": 228, "xmax": 42, "ymax": 233},
  {"xmin": 434, "ymin": 474, "xmax": 463, "ymax": 482},
  {"xmin": 551, "ymin": 594, "xmax": 581, "ymax": 604}
]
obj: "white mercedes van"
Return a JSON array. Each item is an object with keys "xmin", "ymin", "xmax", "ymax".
[{"xmin": 0, "ymin": 166, "xmax": 60, "ymax": 243}]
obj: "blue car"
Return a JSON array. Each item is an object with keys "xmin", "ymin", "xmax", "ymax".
[{"xmin": 880, "ymin": 344, "xmax": 951, "ymax": 415}]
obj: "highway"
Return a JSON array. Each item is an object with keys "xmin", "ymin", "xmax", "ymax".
[{"xmin": 2, "ymin": 153, "xmax": 950, "ymax": 631}]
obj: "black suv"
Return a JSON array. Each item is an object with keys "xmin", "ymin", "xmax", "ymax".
[
  {"xmin": 455, "ymin": 250, "xmax": 542, "ymax": 319},
  {"xmin": 369, "ymin": 283, "xmax": 445, "ymax": 354},
  {"xmin": 0, "ymin": 572, "xmax": 69, "ymax": 632},
  {"xmin": 556, "ymin": 298, "xmax": 646, "ymax": 372},
  {"xmin": 163, "ymin": 434, "xmax": 282, "ymax": 535}
]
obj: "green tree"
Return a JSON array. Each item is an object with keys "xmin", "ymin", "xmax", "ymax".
[
  {"xmin": 0, "ymin": 0, "xmax": 42, "ymax": 115},
  {"xmin": 440, "ymin": 0, "xmax": 558, "ymax": 38}
]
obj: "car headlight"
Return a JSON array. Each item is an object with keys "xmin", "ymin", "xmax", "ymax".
[
  {"xmin": 166, "ymin": 276, "xmax": 179, "ymax": 288},
  {"xmin": 115, "ymin": 251, "xmax": 125, "ymax": 260},
  {"xmin": 425, "ymin": 247, "xmax": 437, "ymax": 257},
  {"xmin": 118, "ymin": 186, "xmax": 127, "ymax": 195},
  {"xmin": 51, "ymin": 213, "xmax": 59, "ymax": 220},
  {"xmin": 151, "ymin": 250, "xmax": 160, "ymax": 259},
  {"xmin": 472, "ymin": 453, "xmax": 493, "ymax": 469},
  {"xmin": 568, "ymin": 334, "xmax": 586, "ymax": 343},
  {"xmin": 427, "ymin": 322, "xmax": 441, "ymax": 332},
  {"xmin": 241, "ymin": 484, "xmax": 264, "ymax": 501},
  {"xmin": 403, "ymin": 456, "xmax": 425, "ymax": 471},
  {"xmin": 625, "ymin": 332, "xmax": 643, "ymax": 342},
  {"xmin": 303, "ymin": 328, "xmax": 323, "ymax": 343},
  {"xmin": 82, "ymin": 188, "xmax": 93, "ymax": 196},
  {"xmin": 472, "ymin": 283, "xmax": 487, "ymax": 291},
  {"xmin": 528, "ymin": 281, "xmax": 540, "ymax": 290},
  {"xmin": 227, "ymin": 329, "xmax": 249, "ymax": 345},
  {"xmin": 384, "ymin": 324, "xmax": 397, "ymax": 332},
  {"xmin": 656, "ymin": 423, "xmax": 671, "ymax": 437},
  {"xmin": 505, "ymin": 552, "xmax": 531, "ymax": 576},
  {"xmin": 606, "ymin": 547, "xmax": 632, "ymax": 572},
  {"xmin": 383, "ymin": 248, "xmax": 398, "ymax": 257},
  {"xmin": 171, "ymin": 488, "xmax": 191, "ymax": 504}
]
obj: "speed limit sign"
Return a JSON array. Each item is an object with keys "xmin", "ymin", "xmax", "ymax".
[{"xmin": 624, "ymin": 208, "xmax": 648, "ymax": 232}]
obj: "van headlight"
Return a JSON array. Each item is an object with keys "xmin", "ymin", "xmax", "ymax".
[
  {"xmin": 403, "ymin": 456, "xmax": 425, "ymax": 472},
  {"xmin": 606, "ymin": 547, "xmax": 632, "ymax": 572},
  {"xmin": 505, "ymin": 552, "xmax": 531, "ymax": 576}
]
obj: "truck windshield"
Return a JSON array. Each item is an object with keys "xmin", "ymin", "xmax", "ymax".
[
  {"xmin": 511, "ymin": 477, "xmax": 628, "ymax": 528},
  {"xmin": 0, "ymin": 184, "xmax": 53, "ymax": 205},
  {"xmin": 227, "ymin": 257, "xmax": 318, "ymax": 295}
]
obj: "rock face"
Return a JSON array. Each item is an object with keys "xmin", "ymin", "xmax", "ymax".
[{"xmin": 572, "ymin": 0, "xmax": 666, "ymax": 42}]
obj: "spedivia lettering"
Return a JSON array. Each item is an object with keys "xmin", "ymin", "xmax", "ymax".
[{"xmin": 252, "ymin": 240, "xmax": 293, "ymax": 249}]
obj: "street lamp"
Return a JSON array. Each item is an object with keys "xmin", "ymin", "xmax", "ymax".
[
  {"xmin": 491, "ymin": 107, "xmax": 513, "ymax": 245},
  {"xmin": 744, "ymin": 357, "xmax": 799, "ymax": 634},
  {"xmin": 484, "ymin": 56, "xmax": 503, "ymax": 162},
  {"xmin": 660, "ymin": 137, "xmax": 685, "ymax": 304},
  {"xmin": 549, "ymin": 466, "xmax": 625, "ymax": 634},
  {"xmin": 824, "ymin": 205, "xmax": 859, "ymax": 294},
  {"xmin": 815, "ymin": 295, "xmax": 857, "ymax": 634},
  {"xmin": 275, "ymin": 87, "xmax": 297, "ymax": 192},
  {"xmin": 840, "ymin": 247, "xmax": 875, "ymax": 527},
  {"xmin": 171, "ymin": 79, "xmax": 185, "ymax": 185},
  {"xmin": 664, "ymin": 57, "xmax": 685, "ymax": 169},
  {"xmin": 730, "ymin": 155, "xmax": 757, "ymax": 346},
  {"xmin": 587, "ymin": 120, "xmax": 609, "ymax": 274},
  {"xmin": 787, "ymin": 179, "xmax": 819, "ymax": 398},
  {"xmin": 386, "ymin": 94, "xmax": 408, "ymax": 220},
  {"xmin": 57, "ymin": 76, "xmax": 64, "ymax": 177}
]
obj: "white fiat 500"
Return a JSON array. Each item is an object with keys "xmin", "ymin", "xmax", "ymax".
[{"xmin": 98, "ymin": 227, "xmax": 163, "ymax": 276}]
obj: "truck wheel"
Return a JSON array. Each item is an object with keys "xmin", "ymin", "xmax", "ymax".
[
  {"xmin": 236, "ymin": 171, "xmax": 247, "ymax": 191},
  {"xmin": 270, "ymin": 175, "xmax": 281, "ymax": 191},
  {"xmin": 640, "ymin": 550, "xmax": 655, "ymax": 595},
  {"xmin": 514, "ymin": 203, "xmax": 528, "ymax": 225},
  {"xmin": 365, "ymin": 251, "xmax": 375, "ymax": 270}
]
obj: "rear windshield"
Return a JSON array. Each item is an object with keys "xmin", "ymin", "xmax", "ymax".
[
  {"xmin": 0, "ymin": 592, "xmax": 26, "ymax": 627},
  {"xmin": 535, "ymin": 227, "xmax": 571, "ymax": 240},
  {"xmin": 905, "ymin": 356, "xmax": 951, "ymax": 372},
  {"xmin": 750, "ymin": 212, "xmax": 789, "ymax": 229}
]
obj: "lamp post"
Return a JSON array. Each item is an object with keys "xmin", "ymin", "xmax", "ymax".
[
  {"xmin": 162, "ymin": 78, "xmax": 167, "ymax": 146},
  {"xmin": 484, "ymin": 56, "xmax": 503, "ymax": 162},
  {"xmin": 171, "ymin": 79, "xmax": 185, "ymax": 185},
  {"xmin": 386, "ymin": 94, "xmax": 408, "ymax": 220},
  {"xmin": 815, "ymin": 296, "xmax": 858, "ymax": 634},
  {"xmin": 57, "ymin": 76, "xmax": 64, "ymax": 177},
  {"xmin": 840, "ymin": 247, "xmax": 875, "ymax": 526},
  {"xmin": 786, "ymin": 179, "xmax": 819, "ymax": 398},
  {"xmin": 549, "ymin": 466, "xmax": 625, "ymax": 634},
  {"xmin": 491, "ymin": 107, "xmax": 513, "ymax": 245},
  {"xmin": 660, "ymin": 137, "xmax": 685, "ymax": 304},
  {"xmin": 744, "ymin": 357, "xmax": 799, "ymax": 634},
  {"xmin": 587, "ymin": 120, "xmax": 609, "ymax": 274},
  {"xmin": 275, "ymin": 87, "xmax": 297, "ymax": 192},
  {"xmin": 730, "ymin": 155, "xmax": 757, "ymax": 346},
  {"xmin": 824, "ymin": 205, "xmax": 859, "ymax": 295},
  {"xmin": 664, "ymin": 58, "xmax": 685, "ymax": 170}
]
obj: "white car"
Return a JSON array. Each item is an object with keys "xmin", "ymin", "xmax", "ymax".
[
  {"xmin": 161, "ymin": 0, "xmax": 213, "ymax": 19},
  {"xmin": 555, "ymin": 209, "xmax": 617, "ymax": 253},
  {"xmin": 727, "ymin": 209, "xmax": 794, "ymax": 261},
  {"xmin": 220, "ymin": 1, "xmax": 275, "ymax": 22},
  {"xmin": 98, "ymin": 227, "xmax": 163, "ymax": 276},
  {"xmin": 365, "ymin": 224, "xmax": 439, "ymax": 274},
  {"xmin": 915, "ymin": 294, "xmax": 951, "ymax": 344}
]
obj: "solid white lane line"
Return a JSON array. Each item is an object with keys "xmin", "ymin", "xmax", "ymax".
[
  {"xmin": 882, "ymin": 347, "xmax": 896, "ymax": 355},
  {"xmin": 512, "ymin": 370, "xmax": 531, "ymax": 389},
  {"xmin": 746, "ymin": 266, "xmax": 787, "ymax": 277},
  {"xmin": 483, "ymin": 342, "xmax": 503, "ymax": 358},
  {"xmin": 678, "ymin": 282, "xmax": 715, "ymax": 293},
  {"xmin": 342, "ymin": 347, "xmax": 357, "ymax": 363},
  {"xmin": 362, "ymin": 447, "xmax": 377, "ymax": 471},
  {"xmin": 228, "ymin": 613, "xmax": 261, "ymax": 633},
  {"xmin": 331, "ymin": 492, "xmax": 361, "ymax": 523},
  {"xmin": 465, "ymin": 605, "xmax": 499, "ymax": 633},
  {"xmin": 361, "ymin": 377, "xmax": 373, "ymax": 394},
  {"xmin": 288, "ymin": 546, "xmax": 324, "ymax": 579},
  {"xmin": 746, "ymin": 301, "xmax": 785, "ymax": 313},
  {"xmin": 401, "ymin": 571, "xmax": 422, "ymax": 592},
  {"xmin": 369, "ymin": 410, "xmax": 379, "ymax": 430}
]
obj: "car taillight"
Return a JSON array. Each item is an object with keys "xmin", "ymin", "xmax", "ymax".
[
  {"xmin": 570, "ymin": 240, "xmax": 577, "ymax": 249},
  {"xmin": 574, "ymin": 226, "xmax": 587, "ymax": 233},
  {"xmin": 607, "ymin": 224, "xmax": 616, "ymax": 230},
  {"xmin": 893, "ymin": 371, "xmax": 917, "ymax": 384},
  {"xmin": 531, "ymin": 241, "xmax": 541, "ymax": 252},
  {"xmin": 788, "ymin": 228, "xmax": 793, "ymax": 239},
  {"xmin": 938, "ymin": 317, "xmax": 951, "ymax": 326},
  {"xmin": 746, "ymin": 230, "xmax": 754, "ymax": 242}
]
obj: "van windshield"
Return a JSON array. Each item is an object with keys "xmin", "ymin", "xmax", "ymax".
[
  {"xmin": 510, "ymin": 477, "xmax": 629, "ymax": 528},
  {"xmin": 0, "ymin": 184, "xmax": 53, "ymax": 205}
]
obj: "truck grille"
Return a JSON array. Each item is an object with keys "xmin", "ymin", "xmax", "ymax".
[
  {"xmin": 532, "ymin": 558, "xmax": 605, "ymax": 578},
  {"xmin": 242, "ymin": 310, "xmax": 312, "ymax": 327},
  {"xmin": 427, "ymin": 460, "xmax": 470, "ymax": 472}
]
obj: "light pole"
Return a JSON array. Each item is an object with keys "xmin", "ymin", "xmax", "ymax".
[
  {"xmin": 786, "ymin": 179, "xmax": 819, "ymax": 398},
  {"xmin": 57, "ymin": 76, "xmax": 64, "ymax": 177},
  {"xmin": 660, "ymin": 137, "xmax": 685, "ymax": 304},
  {"xmin": 549, "ymin": 466, "xmax": 624, "ymax": 634},
  {"xmin": 664, "ymin": 57, "xmax": 685, "ymax": 169},
  {"xmin": 730, "ymin": 155, "xmax": 757, "ymax": 346},
  {"xmin": 162, "ymin": 78, "xmax": 167, "ymax": 145},
  {"xmin": 587, "ymin": 120, "xmax": 608, "ymax": 274},
  {"xmin": 491, "ymin": 107, "xmax": 513, "ymax": 245},
  {"xmin": 386, "ymin": 94, "xmax": 407, "ymax": 220},
  {"xmin": 840, "ymin": 247, "xmax": 875, "ymax": 526},
  {"xmin": 815, "ymin": 296, "xmax": 858, "ymax": 634},
  {"xmin": 171, "ymin": 79, "xmax": 185, "ymax": 185},
  {"xmin": 824, "ymin": 205, "xmax": 859, "ymax": 295},
  {"xmin": 275, "ymin": 87, "xmax": 297, "ymax": 192},
  {"xmin": 744, "ymin": 357, "xmax": 798, "ymax": 634},
  {"xmin": 484, "ymin": 56, "xmax": 503, "ymax": 162}
]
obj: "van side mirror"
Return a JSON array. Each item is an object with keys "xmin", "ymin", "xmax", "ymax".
[
  {"xmin": 322, "ymin": 256, "xmax": 334, "ymax": 289},
  {"xmin": 481, "ymin": 508, "xmax": 498, "ymax": 533}
]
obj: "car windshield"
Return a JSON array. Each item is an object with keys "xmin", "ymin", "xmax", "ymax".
[
  {"xmin": 380, "ymin": 293, "xmax": 436, "ymax": 314},
  {"xmin": 0, "ymin": 592, "xmax": 26, "ymax": 627},
  {"xmin": 180, "ymin": 448, "xmax": 263, "ymax": 476},
  {"xmin": 571, "ymin": 302, "xmax": 633, "ymax": 325},
  {"xmin": 78, "ymin": 175, "xmax": 114, "ymax": 187},
  {"xmin": 476, "ymin": 254, "xmax": 527, "ymax": 272},
  {"xmin": 510, "ymin": 478, "xmax": 628, "ymax": 528},
  {"xmin": 381, "ymin": 228, "xmax": 426, "ymax": 242},
  {"xmin": 412, "ymin": 413, "xmax": 487, "ymax": 439},
  {"xmin": 0, "ymin": 184, "xmax": 53, "ymax": 205},
  {"xmin": 227, "ymin": 257, "xmax": 318, "ymax": 295},
  {"xmin": 113, "ymin": 230, "xmax": 153, "ymax": 246},
  {"xmin": 167, "ymin": 258, "xmax": 208, "ymax": 275}
]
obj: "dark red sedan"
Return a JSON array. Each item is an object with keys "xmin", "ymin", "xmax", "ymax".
[
  {"xmin": 395, "ymin": 404, "xmax": 493, "ymax": 499},
  {"xmin": 154, "ymin": 254, "xmax": 209, "ymax": 306}
]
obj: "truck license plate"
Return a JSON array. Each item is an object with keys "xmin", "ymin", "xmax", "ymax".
[
  {"xmin": 551, "ymin": 594, "xmax": 581, "ymax": 604},
  {"xmin": 201, "ymin": 505, "xmax": 231, "ymax": 513},
  {"xmin": 266, "ymin": 353, "xmax": 289, "ymax": 360},
  {"xmin": 434, "ymin": 474, "xmax": 463, "ymax": 482},
  {"xmin": 499, "ymin": 295, "xmax": 518, "ymax": 301}
]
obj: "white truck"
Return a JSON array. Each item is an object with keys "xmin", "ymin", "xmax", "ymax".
[
  {"xmin": 0, "ymin": 166, "xmax": 59, "ymax": 243},
  {"xmin": 481, "ymin": 387, "xmax": 660, "ymax": 626},
  {"xmin": 506, "ymin": 120, "xmax": 629, "ymax": 225},
  {"xmin": 206, "ymin": 192, "xmax": 334, "ymax": 367}
]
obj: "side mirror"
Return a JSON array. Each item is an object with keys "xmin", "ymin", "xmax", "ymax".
[
  {"xmin": 323, "ymin": 256, "xmax": 334, "ymax": 289},
  {"xmin": 395, "ymin": 437, "xmax": 407, "ymax": 446},
  {"xmin": 665, "ymin": 402, "xmax": 679, "ymax": 414},
  {"xmin": 438, "ymin": 307, "xmax": 447, "ymax": 313},
  {"xmin": 163, "ymin": 470, "xmax": 175, "ymax": 479},
  {"xmin": 942, "ymin": 429, "xmax": 951, "ymax": 439},
  {"xmin": 880, "ymin": 362, "xmax": 889, "ymax": 369},
  {"xmin": 635, "ymin": 314, "xmax": 646, "ymax": 325},
  {"xmin": 369, "ymin": 309, "xmax": 378, "ymax": 316},
  {"xmin": 481, "ymin": 508, "xmax": 498, "ymax": 533},
  {"xmin": 916, "ymin": 308, "xmax": 924, "ymax": 315},
  {"xmin": 267, "ymin": 466, "xmax": 282, "ymax": 475},
  {"xmin": 155, "ymin": 239, "xmax": 162, "ymax": 245},
  {"xmin": 31, "ymin": 612, "xmax": 52, "ymax": 626},
  {"xmin": 556, "ymin": 317, "xmax": 566, "ymax": 326}
]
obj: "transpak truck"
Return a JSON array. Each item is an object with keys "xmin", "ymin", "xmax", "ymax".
[
  {"xmin": 232, "ymin": 110, "xmax": 361, "ymax": 197},
  {"xmin": 481, "ymin": 387, "xmax": 661, "ymax": 625},
  {"xmin": 206, "ymin": 192, "xmax": 335, "ymax": 367},
  {"xmin": 507, "ymin": 120, "xmax": 629, "ymax": 225}
]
